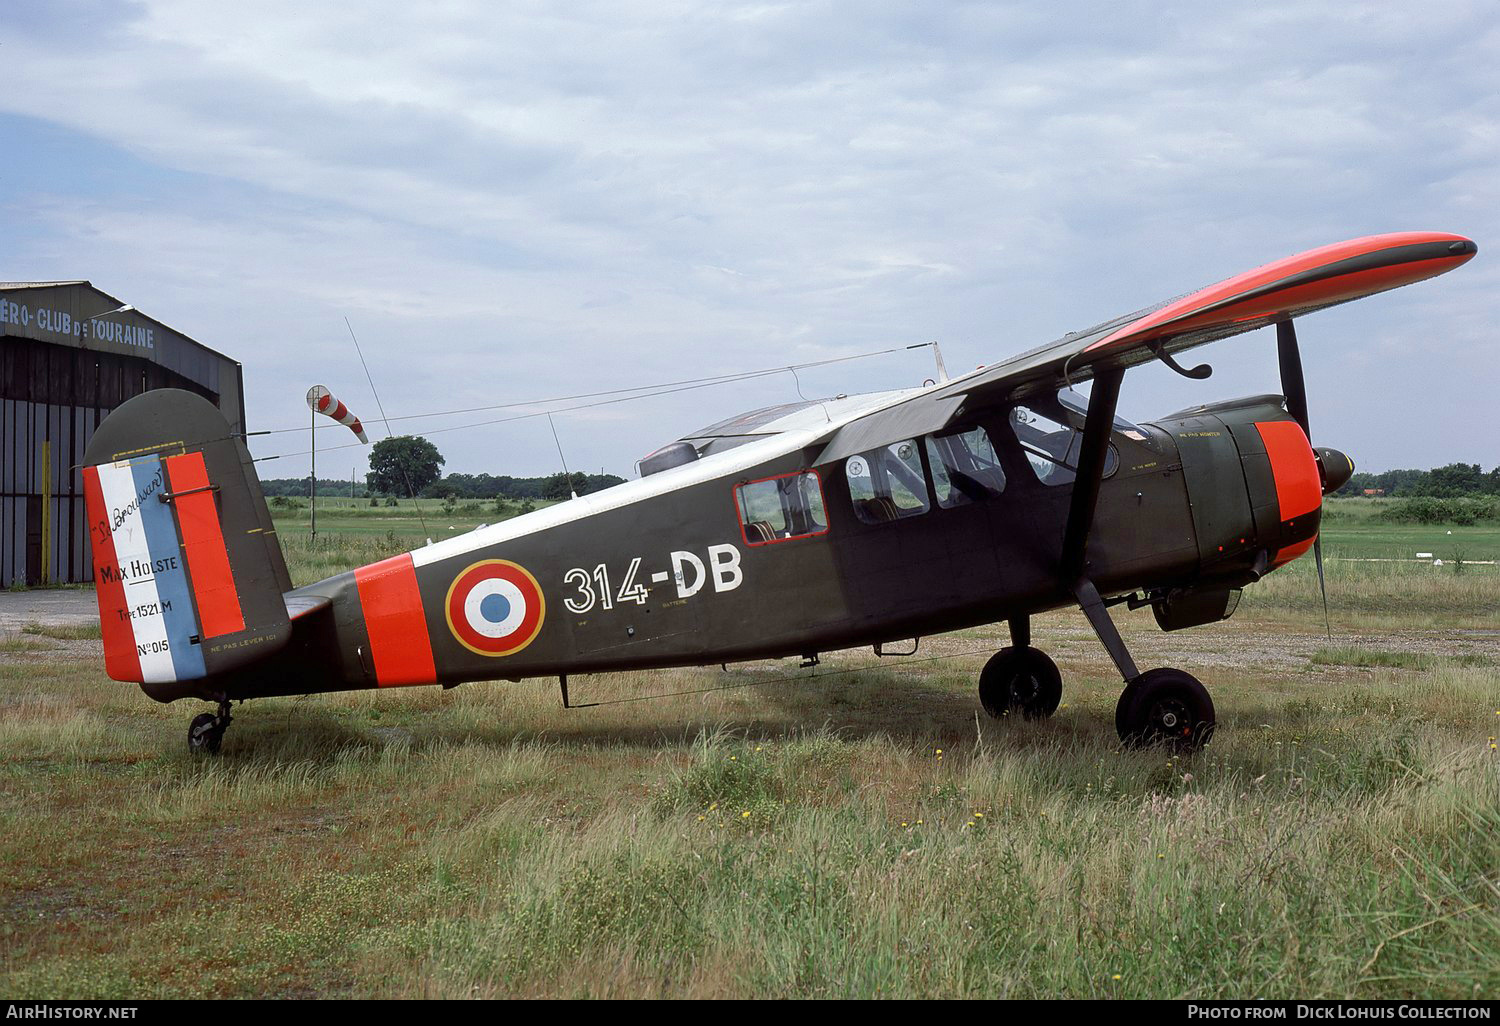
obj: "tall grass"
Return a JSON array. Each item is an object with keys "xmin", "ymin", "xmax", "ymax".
[
  {"xmin": 2, "ymin": 505, "xmax": 1495, "ymax": 998},
  {"xmin": 0, "ymin": 635, "xmax": 1495, "ymax": 998},
  {"xmin": 278, "ymin": 530, "xmax": 413, "ymax": 587},
  {"xmin": 1242, "ymin": 555, "xmax": 1498, "ymax": 627}
]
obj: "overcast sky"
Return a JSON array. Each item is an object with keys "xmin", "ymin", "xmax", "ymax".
[{"xmin": 2, "ymin": 1, "xmax": 1495, "ymax": 480}]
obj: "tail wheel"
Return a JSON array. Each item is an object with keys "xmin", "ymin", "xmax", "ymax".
[
  {"xmin": 1116, "ymin": 668, "xmax": 1215, "ymax": 750},
  {"xmin": 188, "ymin": 712, "xmax": 223, "ymax": 754},
  {"xmin": 188, "ymin": 700, "xmax": 232, "ymax": 755},
  {"xmin": 979, "ymin": 646, "xmax": 1063, "ymax": 720}
]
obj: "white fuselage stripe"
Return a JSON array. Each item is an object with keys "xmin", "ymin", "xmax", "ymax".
[{"xmin": 408, "ymin": 388, "xmax": 923, "ymax": 569}]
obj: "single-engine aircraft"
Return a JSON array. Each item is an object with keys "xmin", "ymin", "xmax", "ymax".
[{"xmin": 80, "ymin": 231, "xmax": 1477, "ymax": 753}]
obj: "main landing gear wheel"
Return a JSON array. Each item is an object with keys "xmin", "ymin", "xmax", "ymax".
[
  {"xmin": 978, "ymin": 646, "xmax": 1063, "ymax": 720},
  {"xmin": 187, "ymin": 701, "xmax": 233, "ymax": 755},
  {"xmin": 1115, "ymin": 668, "xmax": 1215, "ymax": 751}
]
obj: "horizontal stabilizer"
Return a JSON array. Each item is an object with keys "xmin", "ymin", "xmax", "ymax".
[{"xmin": 285, "ymin": 593, "xmax": 333, "ymax": 621}]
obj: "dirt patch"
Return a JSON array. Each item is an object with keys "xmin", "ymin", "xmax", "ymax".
[
  {"xmin": 0, "ymin": 590, "xmax": 99, "ymax": 631},
  {"xmin": 846, "ymin": 611, "xmax": 1500, "ymax": 678}
]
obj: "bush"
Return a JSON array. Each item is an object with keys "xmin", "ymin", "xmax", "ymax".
[{"xmin": 1377, "ymin": 496, "xmax": 1498, "ymax": 525}]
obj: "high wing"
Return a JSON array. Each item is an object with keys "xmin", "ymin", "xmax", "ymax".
[{"xmin": 815, "ymin": 231, "xmax": 1476, "ymax": 463}]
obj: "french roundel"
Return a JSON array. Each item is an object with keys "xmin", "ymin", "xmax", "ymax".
[{"xmin": 444, "ymin": 560, "xmax": 546, "ymax": 657}]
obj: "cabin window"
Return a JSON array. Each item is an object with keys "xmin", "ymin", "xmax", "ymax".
[
  {"xmin": 924, "ymin": 426, "xmax": 1007, "ymax": 508},
  {"xmin": 735, "ymin": 471, "xmax": 828, "ymax": 546},
  {"xmin": 1009, "ymin": 403, "xmax": 1118, "ymax": 487},
  {"xmin": 846, "ymin": 439, "xmax": 931, "ymax": 524}
]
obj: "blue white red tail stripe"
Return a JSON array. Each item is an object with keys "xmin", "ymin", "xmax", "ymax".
[
  {"xmin": 87, "ymin": 456, "xmax": 206, "ymax": 684},
  {"xmin": 83, "ymin": 465, "xmax": 141, "ymax": 683}
]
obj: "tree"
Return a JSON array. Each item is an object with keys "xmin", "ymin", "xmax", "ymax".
[
  {"xmin": 366, "ymin": 436, "xmax": 445, "ymax": 497},
  {"xmin": 1410, "ymin": 463, "xmax": 1485, "ymax": 498},
  {"xmin": 542, "ymin": 471, "xmax": 589, "ymax": 500}
]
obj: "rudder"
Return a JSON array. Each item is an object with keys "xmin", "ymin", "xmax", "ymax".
[{"xmin": 83, "ymin": 389, "xmax": 292, "ymax": 700}]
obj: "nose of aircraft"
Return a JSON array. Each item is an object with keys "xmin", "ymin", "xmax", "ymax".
[{"xmin": 1314, "ymin": 446, "xmax": 1355, "ymax": 495}]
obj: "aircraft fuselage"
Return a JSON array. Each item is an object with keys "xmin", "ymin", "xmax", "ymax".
[{"xmin": 183, "ymin": 393, "xmax": 1320, "ymax": 704}]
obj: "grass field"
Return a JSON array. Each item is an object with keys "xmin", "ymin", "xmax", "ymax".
[
  {"xmin": 272, "ymin": 498, "xmax": 537, "ymax": 586},
  {"xmin": 1238, "ymin": 500, "xmax": 1498, "ymax": 630},
  {"xmin": 272, "ymin": 496, "xmax": 1500, "ymax": 559},
  {"xmin": 0, "ymin": 500, "xmax": 1495, "ymax": 999},
  {"xmin": 1319, "ymin": 499, "xmax": 1500, "ymax": 561}
]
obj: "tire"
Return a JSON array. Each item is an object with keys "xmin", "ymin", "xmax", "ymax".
[
  {"xmin": 1116, "ymin": 668, "xmax": 1215, "ymax": 751},
  {"xmin": 188, "ymin": 712, "xmax": 222, "ymax": 754},
  {"xmin": 978, "ymin": 646, "xmax": 1063, "ymax": 720}
]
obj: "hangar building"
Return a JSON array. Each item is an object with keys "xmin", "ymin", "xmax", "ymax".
[{"xmin": 1, "ymin": 282, "xmax": 243, "ymax": 587}]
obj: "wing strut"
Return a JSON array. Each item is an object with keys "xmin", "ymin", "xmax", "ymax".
[
  {"xmin": 1059, "ymin": 367, "xmax": 1141, "ymax": 682},
  {"xmin": 1061, "ymin": 367, "xmax": 1124, "ymax": 583}
]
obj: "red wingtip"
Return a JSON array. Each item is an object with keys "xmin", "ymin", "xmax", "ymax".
[{"xmin": 1090, "ymin": 231, "xmax": 1478, "ymax": 353}]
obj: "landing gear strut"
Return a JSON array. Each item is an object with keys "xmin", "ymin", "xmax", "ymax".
[
  {"xmin": 1077, "ymin": 581, "xmax": 1217, "ymax": 750},
  {"xmin": 1057, "ymin": 364, "xmax": 1217, "ymax": 750},
  {"xmin": 188, "ymin": 699, "xmax": 233, "ymax": 754}
]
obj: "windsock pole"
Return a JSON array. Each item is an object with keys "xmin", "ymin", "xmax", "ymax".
[{"xmin": 310, "ymin": 406, "xmax": 317, "ymax": 540}]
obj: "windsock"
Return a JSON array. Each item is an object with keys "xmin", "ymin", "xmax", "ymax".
[{"xmin": 306, "ymin": 385, "xmax": 370, "ymax": 443}]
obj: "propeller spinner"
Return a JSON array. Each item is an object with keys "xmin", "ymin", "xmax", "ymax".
[{"xmin": 1314, "ymin": 446, "xmax": 1355, "ymax": 495}]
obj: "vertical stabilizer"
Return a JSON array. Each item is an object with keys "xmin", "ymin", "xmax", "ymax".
[{"xmin": 82, "ymin": 389, "xmax": 292, "ymax": 696}]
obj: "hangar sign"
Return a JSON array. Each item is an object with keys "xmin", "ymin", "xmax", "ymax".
[{"xmin": 0, "ymin": 298, "xmax": 156, "ymax": 350}]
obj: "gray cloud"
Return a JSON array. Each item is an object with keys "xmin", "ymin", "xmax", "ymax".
[{"xmin": 1, "ymin": 0, "xmax": 1495, "ymax": 475}]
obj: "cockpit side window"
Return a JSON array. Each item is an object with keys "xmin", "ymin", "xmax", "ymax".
[
  {"xmin": 924, "ymin": 426, "xmax": 1007, "ymax": 508},
  {"xmin": 735, "ymin": 471, "xmax": 828, "ymax": 546},
  {"xmin": 1010, "ymin": 394, "xmax": 1120, "ymax": 487},
  {"xmin": 846, "ymin": 439, "xmax": 931, "ymax": 524}
]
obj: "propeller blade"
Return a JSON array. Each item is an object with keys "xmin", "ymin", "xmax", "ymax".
[
  {"xmin": 1314, "ymin": 534, "xmax": 1331, "ymax": 639},
  {"xmin": 1280, "ymin": 320, "xmax": 1330, "ymax": 637},
  {"xmin": 1277, "ymin": 319, "xmax": 1311, "ymax": 439}
]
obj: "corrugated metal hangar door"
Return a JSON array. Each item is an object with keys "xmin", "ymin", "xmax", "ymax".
[{"xmin": 0, "ymin": 283, "xmax": 243, "ymax": 588}]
